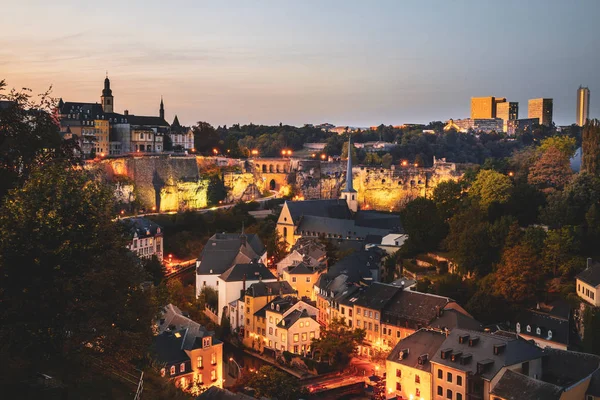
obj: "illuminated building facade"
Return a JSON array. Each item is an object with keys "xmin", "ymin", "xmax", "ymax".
[
  {"xmin": 577, "ymin": 86, "xmax": 590, "ymax": 127},
  {"xmin": 528, "ymin": 98, "xmax": 553, "ymax": 126}
]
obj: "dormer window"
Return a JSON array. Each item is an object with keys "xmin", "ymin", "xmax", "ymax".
[
  {"xmin": 160, "ymin": 368, "xmax": 166, "ymax": 377},
  {"xmin": 516, "ymin": 323, "xmax": 521, "ymax": 333},
  {"xmin": 526, "ymin": 325, "xmax": 531, "ymax": 333},
  {"xmin": 170, "ymin": 366, "xmax": 175, "ymax": 376},
  {"xmin": 276, "ymin": 305, "xmax": 280, "ymax": 311},
  {"xmin": 203, "ymin": 337, "xmax": 211, "ymax": 348},
  {"xmin": 271, "ymin": 303, "xmax": 275, "ymax": 310},
  {"xmin": 548, "ymin": 330, "xmax": 553, "ymax": 339},
  {"xmin": 180, "ymin": 363, "xmax": 185, "ymax": 373},
  {"xmin": 536, "ymin": 327, "xmax": 541, "ymax": 335}
]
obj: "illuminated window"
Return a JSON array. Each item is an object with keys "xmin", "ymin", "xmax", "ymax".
[
  {"xmin": 211, "ymin": 370, "xmax": 216, "ymax": 381},
  {"xmin": 160, "ymin": 368, "xmax": 166, "ymax": 377},
  {"xmin": 197, "ymin": 356, "xmax": 203, "ymax": 369},
  {"xmin": 180, "ymin": 363, "xmax": 185, "ymax": 373},
  {"xmin": 415, "ymin": 374, "xmax": 420, "ymax": 383},
  {"xmin": 310, "ymin": 331, "xmax": 315, "ymax": 339},
  {"xmin": 294, "ymin": 334, "xmax": 299, "ymax": 342},
  {"xmin": 211, "ymin": 353, "xmax": 216, "ymax": 365},
  {"xmin": 302, "ymin": 333, "xmax": 307, "ymax": 341},
  {"xmin": 170, "ymin": 365, "xmax": 176, "ymax": 376},
  {"xmin": 305, "ymin": 321, "xmax": 309, "ymax": 327}
]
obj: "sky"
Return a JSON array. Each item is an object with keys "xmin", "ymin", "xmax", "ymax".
[{"xmin": 1, "ymin": 0, "xmax": 599, "ymax": 127}]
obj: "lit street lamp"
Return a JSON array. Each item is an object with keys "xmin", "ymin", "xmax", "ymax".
[
  {"xmin": 228, "ymin": 357, "xmax": 242, "ymax": 379},
  {"xmin": 320, "ymin": 154, "xmax": 326, "ymax": 160}
]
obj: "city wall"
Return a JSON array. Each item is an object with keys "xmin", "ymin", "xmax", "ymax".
[{"xmin": 97, "ymin": 156, "xmax": 462, "ymax": 212}]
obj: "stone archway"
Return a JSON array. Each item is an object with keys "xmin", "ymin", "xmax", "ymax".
[
  {"xmin": 270, "ymin": 179, "xmax": 276, "ymax": 190},
  {"xmin": 262, "ymin": 164, "xmax": 267, "ymax": 173}
]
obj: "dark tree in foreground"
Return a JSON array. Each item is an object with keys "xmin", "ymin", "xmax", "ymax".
[
  {"xmin": 0, "ymin": 163, "xmax": 157, "ymax": 392},
  {"xmin": 234, "ymin": 366, "xmax": 307, "ymax": 400},
  {"xmin": 400, "ymin": 197, "xmax": 447, "ymax": 253},
  {"xmin": 582, "ymin": 119, "xmax": 600, "ymax": 175},
  {"xmin": 0, "ymin": 80, "xmax": 80, "ymax": 200},
  {"xmin": 311, "ymin": 318, "xmax": 365, "ymax": 367}
]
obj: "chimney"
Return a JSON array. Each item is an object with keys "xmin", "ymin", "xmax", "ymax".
[{"xmin": 124, "ymin": 109, "xmax": 129, "ymax": 116}]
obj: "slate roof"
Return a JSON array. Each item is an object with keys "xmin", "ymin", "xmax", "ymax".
[
  {"xmin": 277, "ymin": 308, "xmax": 315, "ymax": 329},
  {"xmin": 353, "ymin": 282, "xmax": 401, "ymax": 311},
  {"xmin": 153, "ymin": 329, "xmax": 189, "ymax": 364},
  {"xmin": 285, "ymin": 199, "xmax": 352, "ymax": 223},
  {"xmin": 541, "ymin": 347, "xmax": 600, "ymax": 388},
  {"xmin": 246, "ymin": 281, "xmax": 296, "ymax": 298},
  {"xmin": 430, "ymin": 309, "xmax": 483, "ymax": 332},
  {"xmin": 197, "ymin": 386, "xmax": 255, "ymax": 400},
  {"xmin": 576, "ymin": 261, "xmax": 600, "ymax": 287},
  {"xmin": 128, "ymin": 115, "xmax": 170, "ymax": 127},
  {"xmin": 255, "ymin": 296, "xmax": 297, "ymax": 318},
  {"xmin": 297, "ymin": 215, "xmax": 391, "ymax": 239},
  {"xmin": 326, "ymin": 248, "xmax": 383, "ymax": 283},
  {"xmin": 382, "ymin": 290, "xmax": 453, "ymax": 329},
  {"xmin": 219, "ymin": 262, "xmax": 275, "ymax": 282},
  {"xmin": 515, "ymin": 308, "xmax": 570, "ymax": 346},
  {"xmin": 287, "ymin": 262, "xmax": 317, "ymax": 275},
  {"xmin": 588, "ymin": 369, "xmax": 600, "ymax": 397},
  {"xmin": 430, "ymin": 329, "xmax": 544, "ymax": 381},
  {"xmin": 197, "ymin": 233, "xmax": 265, "ymax": 276},
  {"xmin": 120, "ymin": 217, "xmax": 162, "ymax": 239},
  {"xmin": 490, "ymin": 370, "xmax": 563, "ymax": 400},
  {"xmin": 290, "ymin": 238, "xmax": 327, "ymax": 261},
  {"xmin": 386, "ymin": 329, "xmax": 447, "ymax": 373},
  {"xmin": 355, "ymin": 211, "xmax": 404, "ymax": 232}
]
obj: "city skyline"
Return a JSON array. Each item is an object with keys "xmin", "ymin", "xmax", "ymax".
[{"xmin": 2, "ymin": 0, "xmax": 599, "ymax": 127}]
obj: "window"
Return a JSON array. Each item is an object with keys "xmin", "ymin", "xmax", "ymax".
[
  {"xmin": 269, "ymin": 327, "xmax": 273, "ymax": 335},
  {"xmin": 211, "ymin": 353, "xmax": 216, "ymax": 365},
  {"xmin": 294, "ymin": 334, "xmax": 299, "ymax": 342},
  {"xmin": 447, "ymin": 372, "xmax": 452, "ymax": 383},
  {"xmin": 269, "ymin": 316, "xmax": 273, "ymax": 323},
  {"xmin": 170, "ymin": 365, "xmax": 176, "ymax": 376},
  {"xmin": 160, "ymin": 368, "xmax": 166, "ymax": 377},
  {"xmin": 396, "ymin": 382, "xmax": 401, "ymax": 391},
  {"xmin": 310, "ymin": 331, "xmax": 315, "ymax": 339},
  {"xmin": 281, "ymin": 333, "xmax": 286, "ymax": 342},
  {"xmin": 447, "ymin": 389, "xmax": 453, "ymax": 399},
  {"xmin": 294, "ymin": 345, "xmax": 299, "ymax": 353},
  {"xmin": 306, "ymin": 277, "xmax": 311, "ymax": 283},
  {"xmin": 368, "ymin": 322, "xmax": 372, "ymax": 330},
  {"xmin": 375, "ymin": 324, "xmax": 379, "ymax": 332},
  {"xmin": 180, "ymin": 363, "xmax": 185, "ymax": 373},
  {"xmin": 197, "ymin": 356, "xmax": 203, "ymax": 369},
  {"xmin": 300, "ymin": 322, "xmax": 304, "ymax": 328},
  {"xmin": 457, "ymin": 375, "xmax": 463, "ymax": 386},
  {"xmin": 375, "ymin": 312, "xmax": 379, "ymax": 320},
  {"xmin": 269, "ymin": 340, "xmax": 272, "ymax": 347},
  {"xmin": 527, "ymin": 325, "xmax": 531, "ymax": 333},
  {"xmin": 438, "ymin": 369, "xmax": 443, "ymax": 379},
  {"xmin": 536, "ymin": 327, "xmax": 541, "ymax": 335},
  {"xmin": 437, "ymin": 386, "xmax": 443, "ymax": 396},
  {"xmin": 357, "ymin": 308, "xmax": 361, "ymax": 315},
  {"xmin": 382, "ymin": 327, "xmax": 386, "ymax": 335},
  {"xmin": 416, "ymin": 388, "xmax": 421, "ymax": 397},
  {"xmin": 302, "ymin": 333, "xmax": 307, "ymax": 341},
  {"xmin": 369, "ymin": 311, "xmax": 373, "ymax": 318},
  {"xmin": 457, "ymin": 394, "xmax": 463, "ymax": 400},
  {"xmin": 516, "ymin": 322, "xmax": 521, "ymax": 333},
  {"xmin": 415, "ymin": 374, "xmax": 420, "ymax": 383},
  {"xmin": 211, "ymin": 370, "xmax": 216, "ymax": 381},
  {"xmin": 292, "ymin": 277, "xmax": 297, "ymax": 283},
  {"xmin": 203, "ymin": 337, "xmax": 211, "ymax": 348},
  {"xmin": 548, "ymin": 330, "xmax": 553, "ymax": 339},
  {"xmin": 396, "ymin": 369, "xmax": 401, "ymax": 378},
  {"xmin": 397, "ymin": 331, "xmax": 401, "ymax": 338},
  {"xmin": 364, "ymin": 309, "xmax": 368, "ymax": 317},
  {"xmin": 357, "ymin": 320, "xmax": 361, "ymax": 328},
  {"xmin": 306, "ymin": 321, "xmax": 310, "ymax": 327},
  {"xmin": 349, "ymin": 309, "xmax": 353, "ymax": 317}
]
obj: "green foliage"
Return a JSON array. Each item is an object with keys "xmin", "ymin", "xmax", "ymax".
[
  {"xmin": 206, "ymin": 172, "xmax": 227, "ymax": 206},
  {"xmin": 245, "ymin": 215, "xmax": 287, "ymax": 264},
  {"xmin": 582, "ymin": 119, "xmax": 600, "ymax": 175},
  {"xmin": 341, "ymin": 140, "xmax": 359, "ymax": 164},
  {"xmin": 542, "ymin": 226, "xmax": 583, "ymax": 278},
  {"xmin": 143, "ymin": 255, "xmax": 166, "ymax": 285},
  {"xmin": 539, "ymin": 136, "xmax": 576, "ymax": 159},
  {"xmin": 311, "ymin": 318, "xmax": 365, "ymax": 367},
  {"xmin": 528, "ymin": 146, "xmax": 573, "ymax": 193},
  {"xmin": 239, "ymin": 366, "xmax": 307, "ymax": 400},
  {"xmin": 0, "ymin": 163, "xmax": 157, "ymax": 385},
  {"xmin": 193, "ymin": 121, "xmax": 219, "ymax": 155},
  {"xmin": 583, "ymin": 306, "xmax": 600, "ymax": 356},
  {"xmin": 432, "ymin": 180, "xmax": 463, "ymax": 220},
  {"xmin": 470, "ymin": 169, "xmax": 513, "ymax": 208},
  {"xmin": 400, "ymin": 197, "xmax": 447, "ymax": 253}
]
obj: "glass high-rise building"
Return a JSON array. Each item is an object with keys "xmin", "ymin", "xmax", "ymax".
[
  {"xmin": 528, "ymin": 98, "xmax": 553, "ymax": 127},
  {"xmin": 577, "ymin": 86, "xmax": 590, "ymax": 126}
]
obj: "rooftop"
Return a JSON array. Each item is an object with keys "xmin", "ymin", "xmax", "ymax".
[
  {"xmin": 119, "ymin": 217, "xmax": 162, "ymax": 239},
  {"xmin": 197, "ymin": 233, "xmax": 265, "ymax": 276},
  {"xmin": 490, "ymin": 369, "xmax": 563, "ymax": 400},
  {"xmin": 515, "ymin": 308, "xmax": 570, "ymax": 346},
  {"xmin": 576, "ymin": 260, "xmax": 600, "ymax": 287},
  {"xmin": 284, "ymin": 199, "xmax": 352, "ymax": 223},
  {"xmin": 219, "ymin": 262, "xmax": 275, "ymax": 283},
  {"xmin": 246, "ymin": 281, "xmax": 296, "ymax": 298},
  {"xmin": 386, "ymin": 329, "xmax": 447, "ymax": 373}
]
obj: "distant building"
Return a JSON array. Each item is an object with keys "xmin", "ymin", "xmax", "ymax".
[
  {"xmin": 577, "ymin": 86, "xmax": 591, "ymax": 127},
  {"xmin": 282, "ymin": 262, "xmax": 323, "ymax": 300},
  {"xmin": 471, "ymin": 97, "xmax": 505, "ymax": 119},
  {"xmin": 276, "ymin": 237, "xmax": 327, "ymax": 277},
  {"xmin": 263, "ymin": 297, "xmax": 319, "ymax": 355},
  {"xmin": 444, "ymin": 118, "xmax": 503, "ymax": 133},
  {"xmin": 121, "ymin": 217, "xmax": 164, "ymax": 261},
  {"xmin": 576, "ymin": 259, "xmax": 600, "ymax": 306},
  {"xmin": 506, "ymin": 118, "xmax": 539, "ymax": 135},
  {"xmin": 496, "ymin": 102, "xmax": 519, "ymax": 132},
  {"xmin": 169, "ymin": 115, "xmax": 194, "ymax": 151},
  {"xmin": 153, "ymin": 304, "xmax": 223, "ymax": 391},
  {"xmin": 513, "ymin": 301, "xmax": 571, "ymax": 350},
  {"xmin": 528, "ymin": 98, "xmax": 553, "ymax": 126}
]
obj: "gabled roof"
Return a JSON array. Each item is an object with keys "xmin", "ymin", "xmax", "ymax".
[
  {"xmin": 197, "ymin": 233, "xmax": 265, "ymax": 276},
  {"xmin": 354, "ymin": 282, "xmax": 401, "ymax": 311},
  {"xmin": 326, "ymin": 248, "xmax": 383, "ymax": 283},
  {"xmin": 430, "ymin": 308, "xmax": 483, "ymax": 332},
  {"xmin": 490, "ymin": 370, "xmax": 563, "ymax": 400},
  {"xmin": 246, "ymin": 281, "xmax": 296, "ymax": 298},
  {"xmin": 284, "ymin": 199, "xmax": 352, "ymax": 223},
  {"xmin": 255, "ymin": 296, "xmax": 296, "ymax": 318},
  {"xmin": 430, "ymin": 329, "xmax": 544, "ymax": 381},
  {"xmin": 386, "ymin": 329, "xmax": 447, "ymax": 373},
  {"xmin": 382, "ymin": 290, "xmax": 453, "ymax": 329},
  {"xmin": 287, "ymin": 262, "xmax": 317, "ymax": 275},
  {"xmin": 119, "ymin": 217, "xmax": 162, "ymax": 239},
  {"xmin": 576, "ymin": 261, "xmax": 600, "ymax": 287},
  {"xmin": 219, "ymin": 262, "xmax": 275, "ymax": 282},
  {"xmin": 128, "ymin": 114, "xmax": 170, "ymax": 127},
  {"xmin": 542, "ymin": 347, "xmax": 600, "ymax": 388},
  {"xmin": 290, "ymin": 237, "xmax": 327, "ymax": 261},
  {"xmin": 297, "ymin": 215, "xmax": 392, "ymax": 239},
  {"xmin": 277, "ymin": 308, "xmax": 314, "ymax": 329}
]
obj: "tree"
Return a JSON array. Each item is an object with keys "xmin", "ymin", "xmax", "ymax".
[
  {"xmin": 539, "ymin": 136, "xmax": 576, "ymax": 159},
  {"xmin": 0, "ymin": 163, "xmax": 156, "ymax": 388},
  {"xmin": 494, "ymin": 244, "xmax": 542, "ymax": 304},
  {"xmin": 432, "ymin": 180, "xmax": 463, "ymax": 221},
  {"xmin": 341, "ymin": 141, "xmax": 358, "ymax": 164},
  {"xmin": 400, "ymin": 197, "xmax": 447, "ymax": 253},
  {"xmin": 237, "ymin": 366, "xmax": 307, "ymax": 400},
  {"xmin": 469, "ymin": 169, "xmax": 513, "ymax": 208},
  {"xmin": 582, "ymin": 119, "xmax": 600, "ymax": 175},
  {"xmin": 193, "ymin": 121, "xmax": 219, "ymax": 155},
  {"xmin": 206, "ymin": 172, "xmax": 227, "ymax": 206},
  {"xmin": 143, "ymin": 255, "xmax": 166, "ymax": 285},
  {"xmin": 0, "ymin": 80, "xmax": 80, "ymax": 199},
  {"xmin": 311, "ymin": 318, "xmax": 365, "ymax": 367},
  {"xmin": 381, "ymin": 153, "xmax": 393, "ymax": 168},
  {"xmin": 543, "ymin": 226, "xmax": 582, "ymax": 278},
  {"xmin": 528, "ymin": 146, "xmax": 573, "ymax": 193}
]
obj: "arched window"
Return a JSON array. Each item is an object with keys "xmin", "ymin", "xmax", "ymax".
[
  {"xmin": 180, "ymin": 363, "xmax": 185, "ymax": 373},
  {"xmin": 548, "ymin": 330, "xmax": 553, "ymax": 339},
  {"xmin": 170, "ymin": 365, "xmax": 176, "ymax": 375},
  {"xmin": 516, "ymin": 323, "xmax": 521, "ymax": 333},
  {"xmin": 536, "ymin": 327, "xmax": 541, "ymax": 335},
  {"xmin": 526, "ymin": 325, "xmax": 531, "ymax": 333},
  {"xmin": 160, "ymin": 368, "xmax": 166, "ymax": 377},
  {"xmin": 283, "ymin": 227, "xmax": 287, "ymax": 238}
]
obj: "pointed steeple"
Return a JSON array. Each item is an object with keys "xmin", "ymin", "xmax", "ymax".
[
  {"xmin": 159, "ymin": 96, "xmax": 165, "ymax": 120},
  {"xmin": 345, "ymin": 134, "xmax": 356, "ymax": 193},
  {"xmin": 172, "ymin": 115, "xmax": 181, "ymax": 128}
]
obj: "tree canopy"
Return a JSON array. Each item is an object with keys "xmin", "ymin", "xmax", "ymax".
[{"xmin": 311, "ymin": 318, "xmax": 365, "ymax": 367}]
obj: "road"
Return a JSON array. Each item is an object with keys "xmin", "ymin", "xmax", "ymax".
[{"xmin": 304, "ymin": 357, "xmax": 384, "ymax": 395}]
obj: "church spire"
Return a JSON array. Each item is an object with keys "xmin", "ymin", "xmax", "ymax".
[
  {"xmin": 101, "ymin": 73, "xmax": 113, "ymax": 113},
  {"xmin": 159, "ymin": 96, "xmax": 165, "ymax": 120},
  {"xmin": 345, "ymin": 133, "xmax": 355, "ymax": 192}
]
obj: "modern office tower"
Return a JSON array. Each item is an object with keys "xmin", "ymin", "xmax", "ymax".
[
  {"xmin": 577, "ymin": 86, "xmax": 590, "ymax": 126},
  {"xmin": 496, "ymin": 102, "xmax": 519, "ymax": 132},
  {"xmin": 528, "ymin": 98, "xmax": 553, "ymax": 126},
  {"xmin": 471, "ymin": 97, "xmax": 496, "ymax": 119}
]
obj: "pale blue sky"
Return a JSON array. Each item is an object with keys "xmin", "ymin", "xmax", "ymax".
[{"xmin": 1, "ymin": 0, "xmax": 598, "ymax": 127}]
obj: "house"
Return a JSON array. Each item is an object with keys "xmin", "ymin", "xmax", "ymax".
[
  {"xmin": 120, "ymin": 217, "xmax": 164, "ymax": 261},
  {"xmin": 576, "ymin": 259, "xmax": 600, "ymax": 306},
  {"xmin": 168, "ymin": 115, "xmax": 194, "ymax": 151},
  {"xmin": 196, "ymin": 232, "xmax": 266, "ymax": 294},
  {"xmin": 430, "ymin": 329, "xmax": 544, "ymax": 400},
  {"xmin": 216, "ymin": 261, "xmax": 276, "ymax": 323},
  {"xmin": 232, "ymin": 280, "xmax": 296, "ymax": 340},
  {"xmin": 276, "ymin": 237, "xmax": 327, "ymax": 276},
  {"xmin": 282, "ymin": 262, "xmax": 323, "ymax": 300},
  {"xmin": 153, "ymin": 304, "xmax": 223, "ymax": 392},
  {"xmin": 386, "ymin": 329, "xmax": 448, "ymax": 400},
  {"xmin": 513, "ymin": 302, "xmax": 571, "ymax": 350}
]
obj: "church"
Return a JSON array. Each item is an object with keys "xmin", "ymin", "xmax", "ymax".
[
  {"xmin": 276, "ymin": 137, "xmax": 404, "ymax": 248},
  {"xmin": 58, "ymin": 75, "xmax": 192, "ymax": 157}
]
